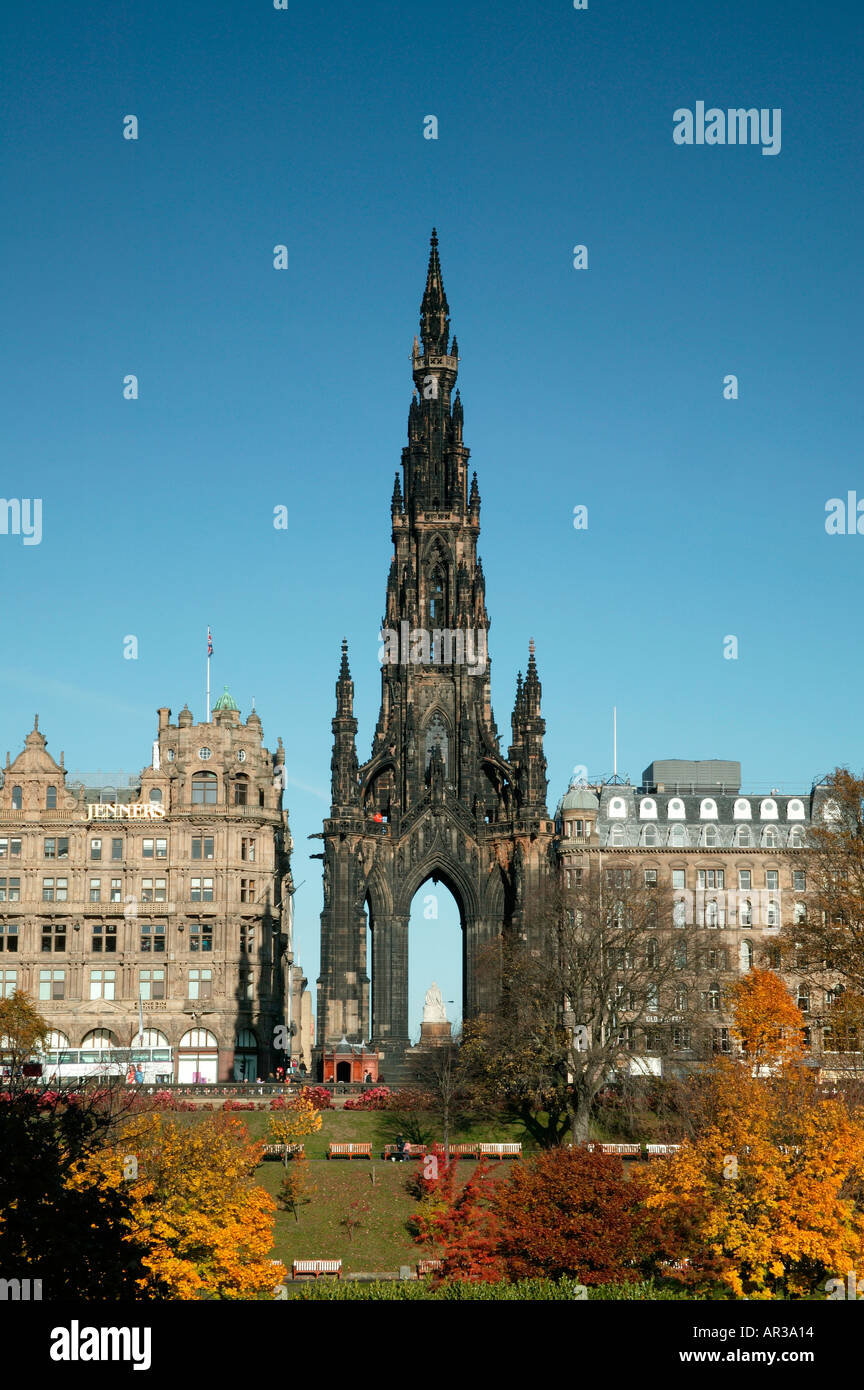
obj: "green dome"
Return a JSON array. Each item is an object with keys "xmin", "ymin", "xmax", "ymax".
[{"xmin": 213, "ymin": 685, "xmax": 239, "ymax": 712}]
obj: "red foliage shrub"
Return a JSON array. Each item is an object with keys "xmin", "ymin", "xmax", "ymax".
[
  {"xmin": 344, "ymin": 1086, "xmax": 391, "ymax": 1111},
  {"xmin": 299, "ymin": 1085, "xmax": 333, "ymax": 1111}
]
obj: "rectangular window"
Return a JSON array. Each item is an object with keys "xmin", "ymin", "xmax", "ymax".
[
  {"xmin": 644, "ymin": 869, "xmax": 657, "ymax": 887},
  {"xmin": 142, "ymin": 879, "xmax": 154, "ymax": 903},
  {"xmin": 793, "ymin": 870, "xmax": 806, "ymax": 891},
  {"xmin": 240, "ymin": 971, "xmax": 254, "ymax": 1001},
  {"xmin": 0, "ymin": 839, "xmax": 22, "ymax": 859},
  {"xmin": 188, "ymin": 968, "xmax": 212, "ymax": 1000},
  {"xmin": 89, "ymin": 878, "xmax": 101, "ymax": 902},
  {"xmin": 672, "ymin": 1027, "xmax": 691, "ymax": 1051},
  {"xmin": 56, "ymin": 877, "xmax": 68, "ymax": 902},
  {"xmin": 42, "ymin": 877, "xmax": 55, "ymax": 902},
  {"xmin": 142, "ymin": 839, "xmax": 154, "ymax": 859},
  {"xmin": 0, "ymin": 924, "xmax": 18, "ymax": 954},
  {"xmin": 140, "ymin": 922, "xmax": 166, "ymax": 953},
  {"xmin": 91, "ymin": 923, "xmax": 117, "ymax": 953},
  {"xmin": 190, "ymin": 877, "xmax": 214, "ymax": 902},
  {"xmin": 189, "ymin": 921, "xmax": 213, "ymax": 952},
  {"xmin": 90, "ymin": 839, "xmax": 102, "ymax": 861},
  {"xmin": 41, "ymin": 923, "xmax": 67, "ymax": 953},
  {"xmin": 240, "ymin": 922, "xmax": 255, "ymax": 954},
  {"xmin": 241, "ymin": 837, "xmax": 256, "ymax": 863},
  {"xmin": 0, "ymin": 877, "xmax": 21, "ymax": 902},
  {"xmin": 738, "ymin": 870, "xmax": 751, "ymax": 890},
  {"xmin": 672, "ymin": 869, "xmax": 686, "ymax": 889},
  {"xmin": 39, "ymin": 969, "xmax": 65, "ymax": 1001},
  {"xmin": 111, "ymin": 838, "xmax": 123, "ymax": 860},
  {"xmin": 604, "ymin": 869, "xmax": 630, "ymax": 888},
  {"xmin": 191, "ymin": 836, "xmax": 214, "ymax": 860},
  {"xmin": 44, "ymin": 837, "xmax": 56, "ymax": 859},
  {"xmin": 697, "ymin": 869, "xmax": 725, "ymax": 888},
  {"xmin": 155, "ymin": 838, "xmax": 167, "ymax": 859},
  {"xmin": 140, "ymin": 968, "xmax": 166, "ymax": 1001},
  {"xmin": 0, "ymin": 968, "xmax": 17, "ymax": 996},
  {"xmin": 713, "ymin": 1028, "xmax": 731, "ymax": 1055},
  {"xmin": 110, "ymin": 879, "xmax": 122, "ymax": 902},
  {"xmin": 240, "ymin": 878, "xmax": 256, "ymax": 903},
  {"xmin": 90, "ymin": 969, "xmax": 116, "ymax": 1001},
  {"xmin": 766, "ymin": 870, "xmax": 779, "ymax": 889}
]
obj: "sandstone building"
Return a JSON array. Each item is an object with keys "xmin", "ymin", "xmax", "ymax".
[{"xmin": 0, "ymin": 696, "xmax": 312, "ymax": 1081}]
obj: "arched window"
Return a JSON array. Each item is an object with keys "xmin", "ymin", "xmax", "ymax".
[
  {"xmin": 789, "ymin": 827, "xmax": 804, "ymax": 848},
  {"xmin": 706, "ymin": 900, "xmax": 718, "ymax": 928},
  {"xmin": 760, "ymin": 798, "xmax": 779, "ymax": 820},
  {"xmin": 149, "ymin": 787, "xmax": 163, "ymax": 803},
  {"xmin": 794, "ymin": 902, "xmax": 807, "ymax": 925},
  {"xmin": 44, "ymin": 1029, "xmax": 69, "ymax": 1050},
  {"xmin": 11, "ymin": 786, "xmax": 21, "ymax": 810},
  {"xmin": 735, "ymin": 825, "xmax": 751, "ymax": 847},
  {"xmin": 733, "ymin": 798, "xmax": 751, "ymax": 820},
  {"xmin": 674, "ymin": 985, "xmax": 688, "ymax": 1012},
  {"xmin": 762, "ymin": 827, "xmax": 777, "ymax": 848},
  {"xmin": 429, "ymin": 568, "xmax": 445, "ymax": 625},
  {"xmin": 766, "ymin": 899, "xmax": 780, "ymax": 928},
  {"xmin": 140, "ymin": 1029, "xmax": 169, "ymax": 1048},
  {"xmin": 233, "ymin": 775, "xmax": 249, "ymax": 806},
  {"xmin": 191, "ymin": 772, "xmax": 218, "ymax": 805},
  {"xmin": 81, "ymin": 1028, "xmax": 116, "ymax": 1049},
  {"xmin": 645, "ymin": 938, "xmax": 658, "ymax": 968},
  {"xmin": 609, "ymin": 824, "xmax": 625, "ymax": 846},
  {"xmin": 639, "ymin": 798, "xmax": 657, "ymax": 819},
  {"xmin": 739, "ymin": 898, "xmax": 752, "ymax": 927},
  {"xmin": 668, "ymin": 798, "xmax": 686, "ymax": 820},
  {"xmin": 673, "ymin": 898, "xmax": 687, "ymax": 928},
  {"xmin": 787, "ymin": 799, "xmax": 805, "ymax": 820},
  {"xmin": 424, "ymin": 713, "xmax": 449, "ymax": 776},
  {"xmin": 740, "ymin": 940, "xmax": 754, "ymax": 971},
  {"xmin": 46, "ymin": 785, "xmax": 57, "ymax": 809},
  {"xmin": 822, "ymin": 799, "xmax": 841, "ymax": 823},
  {"xmin": 608, "ymin": 797, "xmax": 627, "ymax": 818},
  {"xmin": 797, "ymin": 987, "xmax": 810, "ymax": 1015},
  {"xmin": 703, "ymin": 825, "xmax": 718, "ymax": 847},
  {"xmin": 707, "ymin": 982, "xmax": 721, "ymax": 1012},
  {"xmin": 234, "ymin": 1027, "xmax": 258, "ymax": 1081},
  {"xmin": 700, "ymin": 799, "xmax": 718, "ymax": 819},
  {"xmin": 669, "ymin": 824, "xmax": 687, "ymax": 847},
  {"xmin": 642, "ymin": 825, "xmax": 658, "ymax": 846}
]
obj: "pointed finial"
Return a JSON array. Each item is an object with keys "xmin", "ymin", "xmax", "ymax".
[
  {"xmin": 34, "ymin": 714, "xmax": 39, "ymax": 731},
  {"xmin": 529, "ymin": 639, "xmax": 536, "ymax": 658},
  {"xmin": 431, "ymin": 227, "xmax": 438, "ymax": 246}
]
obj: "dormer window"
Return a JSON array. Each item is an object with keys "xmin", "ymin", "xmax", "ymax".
[
  {"xmin": 733, "ymin": 799, "xmax": 751, "ymax": 819},
  {"xmin": 668, "ymin": 798, "xmax": 686, "ymax": 819},
  {"xmin": 639, "ymin": 798, "xmax": 657, "ymax": 819},
  {"xmin": 699, "ymin": 799, "xmax": 718, "ymax": 819},
  {"xmin": 760, "ymin": 798, "xmax": 779, "ymax": 820},
  {"xmin": 46, "ymin": 785, "xmax": 57, "ymax": 809},
  {"xmin": 787, "ymin": 799, "xmax": 805, "ymax": 820},
  {"xmin": 608, "ymin": 797, "xmax": 627, "ymax": 818},
  {"xmin": 11, "ymin": 786, "xmax": 21, "ymax": 810}
]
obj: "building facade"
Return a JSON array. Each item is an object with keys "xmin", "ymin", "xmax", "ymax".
[
  {"xmin": 0, "ymin": 696, "xmax": 312, "ymax": 1080},
  {"xmin": 554, "ymin": 758, "xmax": 845, "ymax": 1070}
]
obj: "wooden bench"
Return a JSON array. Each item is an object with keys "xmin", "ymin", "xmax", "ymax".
[
  {"xmin": 326, "ymin": 1142, "xmax": 372, "ymax": 1160},
  {"xmin": 261, "ymin": 1142, "xmax": 304, "ymax": 1159},
  {"xmin": 382, "ymin": 1143, "xmax": 426, "ymax": 1160},
  {"xmin": 645, "ymin": 1143, "xmax": 681, "ymax": 1158},
  {"xmin": 292, "ymin": 1259, "xmax": 342, "ymax": 1280},
  {"xmin": 478, "ymin": 1142, "xmax": 522, "ymax": 1160},
  {"xmin": 417, "ymin": 1258, "xmax": 443, "ymax": 1276},
  {"xmin": 588, "ymin": 1142, "xmax": 642, "ymax": 1157},
  {"xmin": 448, "ymin": 1142, "xmax": 481, "ymax": 1158}
]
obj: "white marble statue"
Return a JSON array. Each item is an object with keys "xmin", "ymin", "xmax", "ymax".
[{"xmin": 422, "ymin": 982, "xmax": 448, "ymax": 1023}]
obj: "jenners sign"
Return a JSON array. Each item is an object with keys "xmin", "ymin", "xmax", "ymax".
[{"xmin": 86, "ymin": 803, "xmax": 166, "ymax": 821}]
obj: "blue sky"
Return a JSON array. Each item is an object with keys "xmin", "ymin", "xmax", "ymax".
[{"xmin": 2, "ymin": 0, "xmax": 862, "ymax": 1037}]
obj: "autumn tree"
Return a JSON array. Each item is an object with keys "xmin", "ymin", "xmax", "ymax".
[
  {"xmin": 0, "ymin": 989, "xmax": 49, "ymax": 1085},
  {"xmin": 76, "ymin": 1111, "xmax": 285, "ymax": 1299},
  {"xmin": 643, "ymin": 974, "xmax": 864, "ymax": 1299},
  {"xmin": 269, "ymin": 1094, "xmax": 322, "ymax": 1161},
  {"xmin": 412, "ymin": 1160, "xmax": 503, "ymax": 1282},
  {"xmin": 463, "ymin": 869, "xmax": 698, "ymax": 1144}
]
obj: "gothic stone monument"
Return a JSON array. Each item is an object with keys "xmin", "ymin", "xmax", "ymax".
[{"xmin": 316, "ymin": 231, "xmax": 555, "ymax": 1077}]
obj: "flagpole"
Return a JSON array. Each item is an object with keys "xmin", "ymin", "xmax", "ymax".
[{"xmin": 206, "ymin": 627, "xmax": 211, "ymax": 722}]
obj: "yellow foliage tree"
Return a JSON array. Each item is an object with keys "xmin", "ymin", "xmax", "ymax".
[
  {"xmin": 72, "ymin": 1111, "xmax": 285, "ymax": 1300},
  {"xmin": 643, "ymin": 977, "xmax": 864, "ymax": 1298},
  {"xmin": 268, "ymin": 1096, "xmax": 322, "ymax": 1152}
]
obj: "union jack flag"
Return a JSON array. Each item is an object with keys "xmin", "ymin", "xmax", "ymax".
[{"xmin": 207, "ymin": 627, "xmax": 213, "ymax": 657}]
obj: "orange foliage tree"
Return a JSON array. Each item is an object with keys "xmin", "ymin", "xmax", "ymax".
[
  {"xmin": 73, "ymin": 1111, "xmax": 285, "ymax": 1300},
  {"xmin": 643, "ymin": 974, "xmax": 864, "ymax": 1298}
]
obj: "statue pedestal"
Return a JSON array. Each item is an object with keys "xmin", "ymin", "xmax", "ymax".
[{"xmin": 420, "ymin": 1020, "xmax": 452, "ymax": 1046}]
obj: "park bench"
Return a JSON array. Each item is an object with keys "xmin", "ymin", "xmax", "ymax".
[
  {"xmin": 478, "ymin": 1142, "xmax": 522, "ymax": 1160},
  {"xmin": 326, "ymin": 1142, "xmax": 372, "ymax": 1160},
  {"xmin": 261, "ymin": 1143, "xmax": 304, "ymax": 1159},
  {"xmin": 292, "ymin": 1259, "xmax": 342, "ymax": 1280},
  {"xmin": 586, "ymin": 1142, "xmax": 641, "ymax": 1157},
  {"xmin": 448, "ymin": 1142, "xmax": 481, "ymax": 1158},
  {"xmin": 645, "ymin": 1143, "xmax": 681, "ymax": 1158},
  {"xmin": 417, "ymin": 1258, "xmax": 443, "ymax": 1276},
  {"xmin": 382, "ymin": 1143, "xmax": 426, "ymax": 1160}
]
